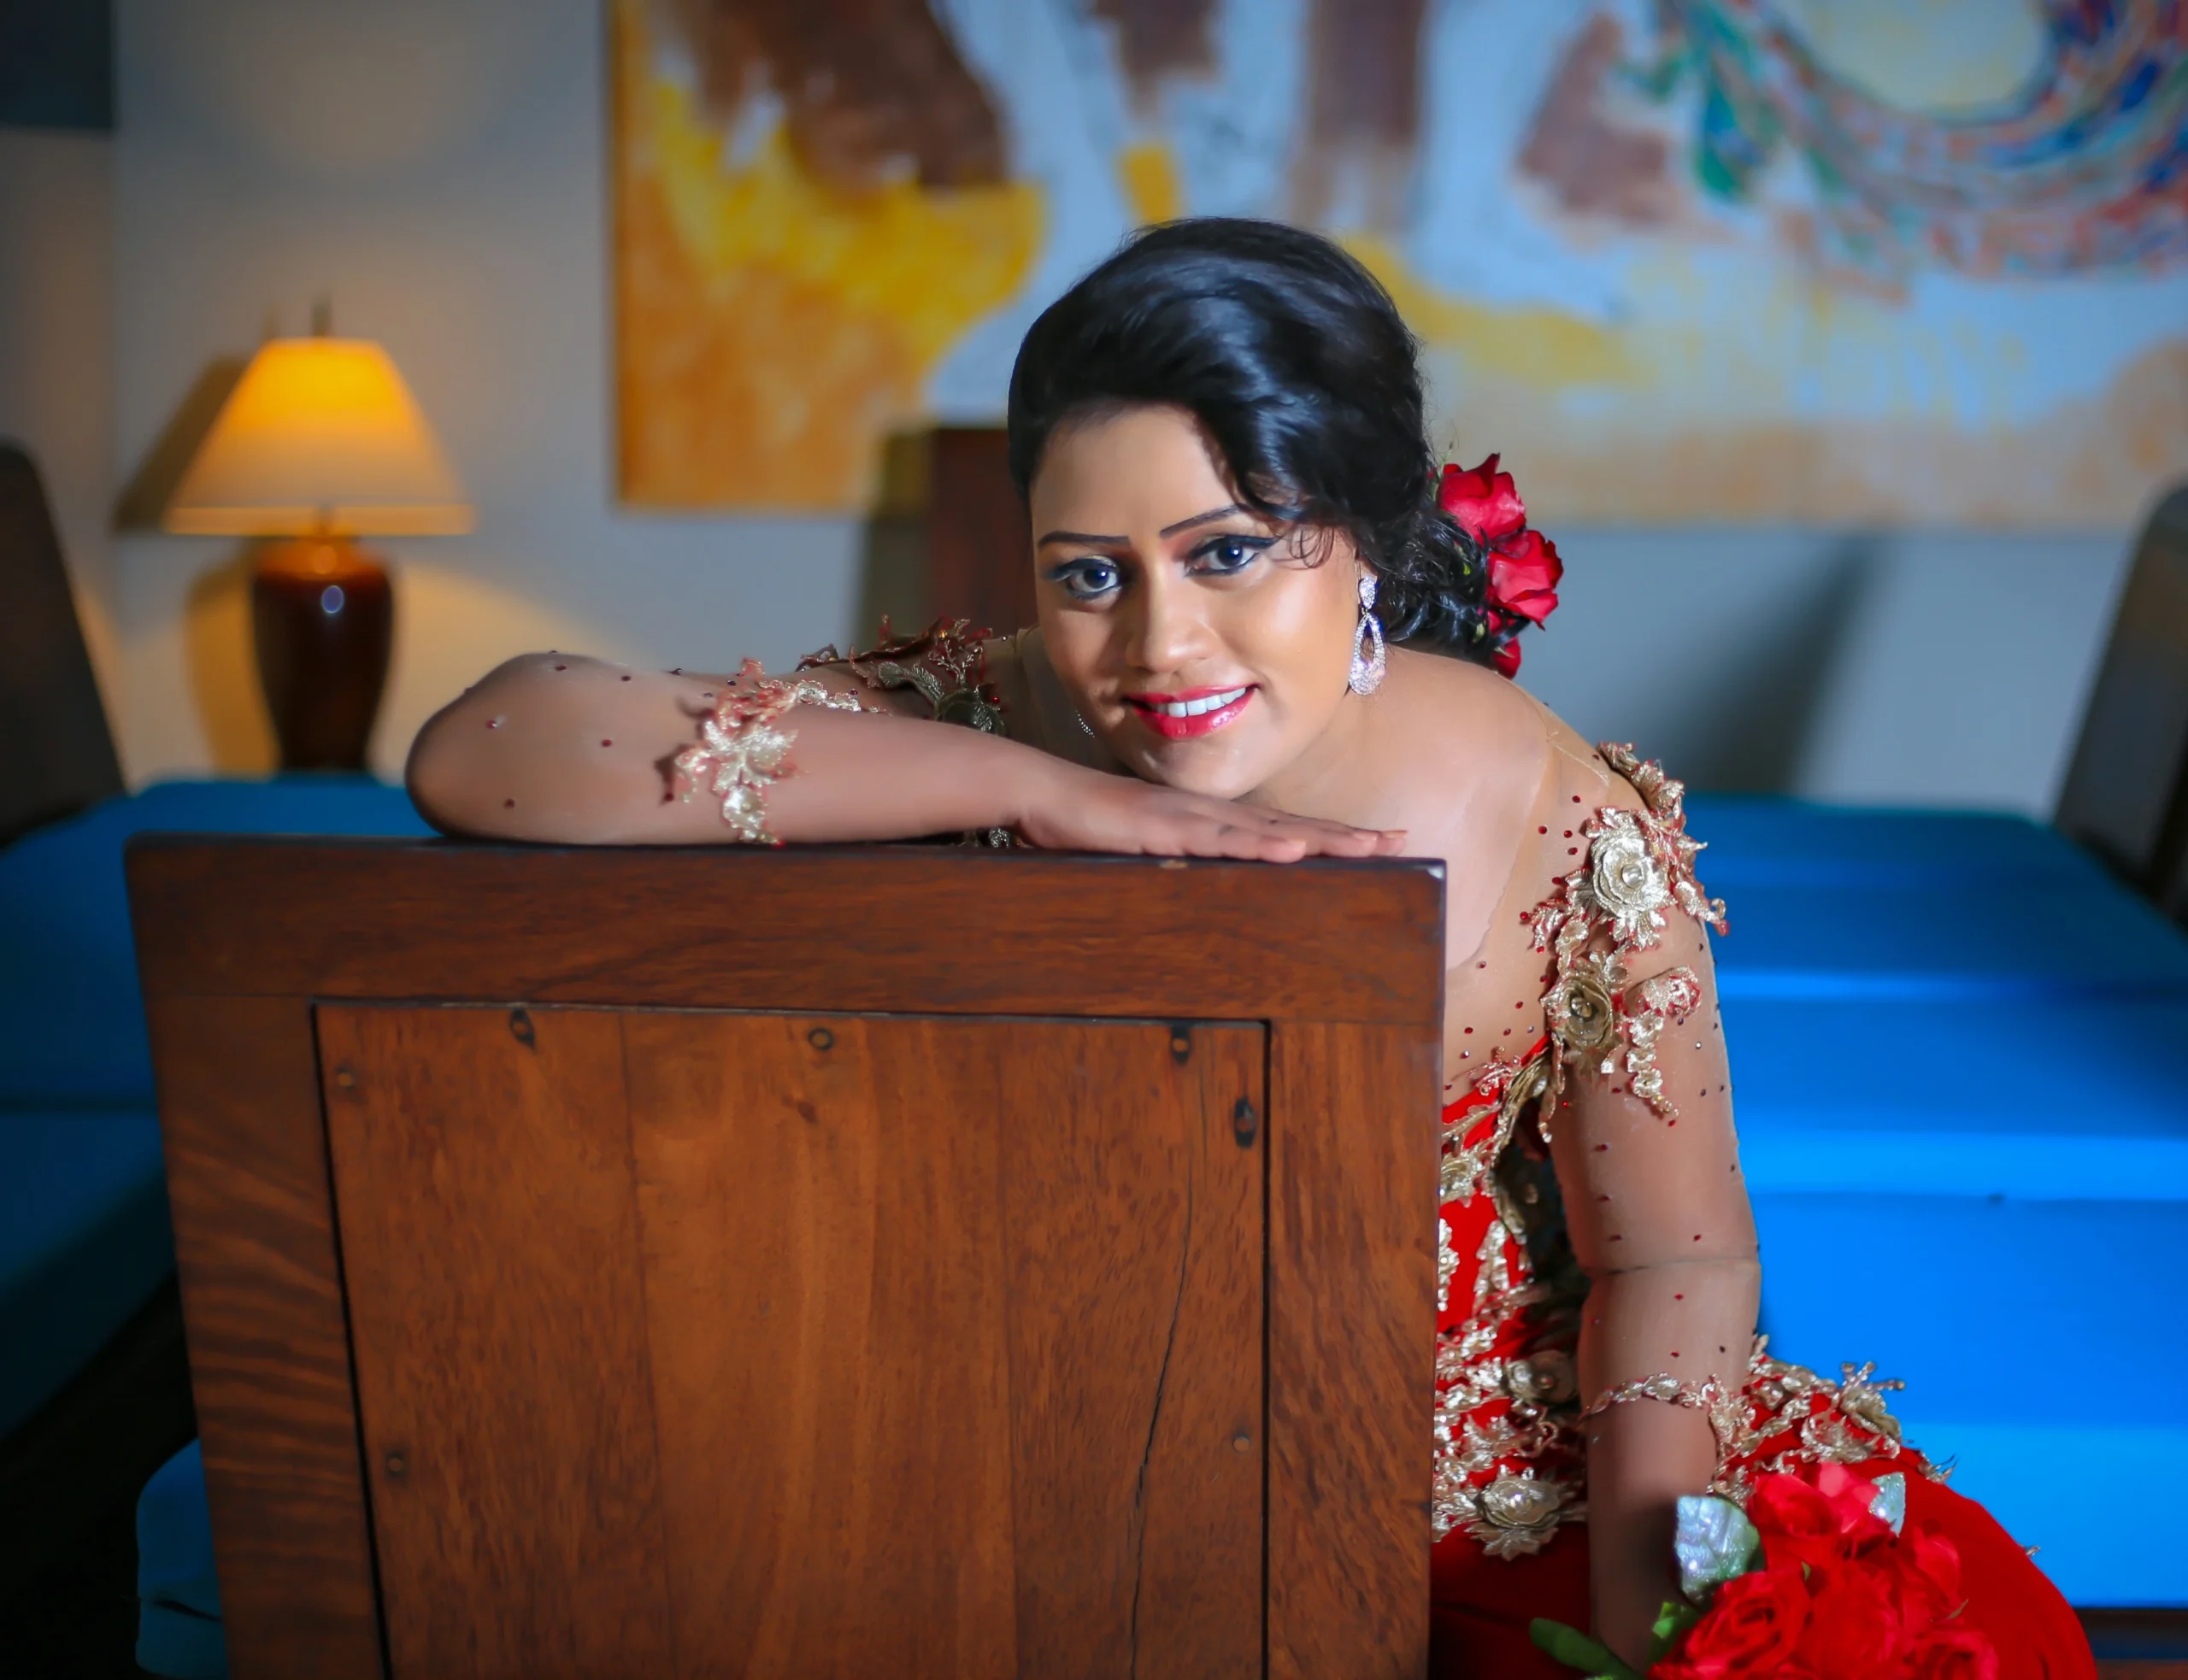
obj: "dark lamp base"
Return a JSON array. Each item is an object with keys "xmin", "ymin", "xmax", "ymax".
[{"xmin": 251, "ymin": 538, "xmax": 393, "ymax": 772}]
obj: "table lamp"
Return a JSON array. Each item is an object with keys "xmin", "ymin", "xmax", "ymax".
[{"xmin": 164, "ymin": 333, "xmax": 472, "ymax": 771}]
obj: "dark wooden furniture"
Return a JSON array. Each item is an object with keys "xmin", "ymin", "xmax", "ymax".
[
  {"xmin": 2058, "ymin": 484, "xmax": 2188, "ymax": 922},
  {"xmin": 0, "ymin": 440, "xmax": 123, "ymax": 844},
  {"xmin": 128, "ymin": 840, "xmax": 1446, "ymax": 1679},
  {"xmin": 927, "ymin": 426, "xmax": 1031, "ymax": 635}
]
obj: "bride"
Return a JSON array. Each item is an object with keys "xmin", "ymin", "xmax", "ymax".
[{"xmin": 409, "ymin": 219, "xmax": 2092, "ymax": 1678}]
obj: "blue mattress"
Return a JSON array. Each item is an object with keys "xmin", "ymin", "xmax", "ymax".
[
  {"xmin": 0, "ymin": 778, "xmax": 431, "ymax": 1113},
  {"xmin": 0, "ymin": 1109, "xmax": 173, "ymax": 1439},
  {"xmin": 1686, "ymin": 799, "xmax": 2188, "ymax": 1602},
  {"xmin": 137, "ymin": 1440, "xmax": 225, "ymax": 1679},
  {"xmin": 1682, "ymin": 796, "xmax": 2114, "ymax": 888},
  {"xmin": 0, "ymin": 778, "xmax": 427, "ymax": 1434}
]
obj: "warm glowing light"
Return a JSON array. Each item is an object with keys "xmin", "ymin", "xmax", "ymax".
[{"xmin": 165, "ymin": 337, "xmax": 473, "ymax": 536}]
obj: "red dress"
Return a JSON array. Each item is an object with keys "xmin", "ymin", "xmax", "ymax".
[{"xmin": 1424, "ymin": 739, "xmax": 2094, "ymax": 1679}]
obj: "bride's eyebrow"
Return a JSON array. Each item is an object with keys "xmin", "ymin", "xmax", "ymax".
[
  {"xmin": 1036, "ymin": 528, "xmax": 1126, "ymax": 548},
  {"xmin": 1160, "ymin": 503, "xmax": 1244, "ymax": 537}
]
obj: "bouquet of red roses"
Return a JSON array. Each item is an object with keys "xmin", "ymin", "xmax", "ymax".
[{"xmin": 1531, "ymin": 1460, "xmax": 1999, "ymax": 1679}]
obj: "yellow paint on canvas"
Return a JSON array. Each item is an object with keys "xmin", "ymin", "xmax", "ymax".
[
  {"xmin": 1119, "ymin": 142, "xmax": 1185, "ymax": 226},
  {"xmin": 615, "ymin": 2, "xmax": 1042, "ymax": 508},
  {"xmin": 1342, "ymin": 233, "xmax": 1643, "ymax": 391}
]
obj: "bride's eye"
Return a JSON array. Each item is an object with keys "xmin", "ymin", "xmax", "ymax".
[
  {"xmin": 1048, "ymin": 557, "xmax": 1122, "ymax": 600},
  {"xmin": 1189, "ymin": 533, "xmax": 1273, "ymax": 574}
]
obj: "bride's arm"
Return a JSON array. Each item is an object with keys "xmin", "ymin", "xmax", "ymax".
[
  {"xmin": 1538, "ymin": 770, "xmax": 1758, "ymax": 1667},
  {"xmin": 407, "ymin": 651, "xmax": 1402, "ymax": 860}
]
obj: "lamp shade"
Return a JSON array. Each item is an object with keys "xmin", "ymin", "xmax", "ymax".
[{"xmin": 164, "ymin": 337, "xmax": 473, "ymax": 537}]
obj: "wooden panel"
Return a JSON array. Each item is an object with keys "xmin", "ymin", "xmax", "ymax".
[
  {"xmin": 622, "ymin": 1013, "xmax": 1264, "ymax": 1679},
  {"xmin": 1267, "ymin": 1022, "xmax": 1442, "ymax": 1680},
  {"xmin": 319, "ymin": 1006, "xmax": 676, "ymax": 1679},
  {"xmin": 126, "ymin": 843, "xmax": 1444, "ymax": 1029},
  {"xmin": 997, "ymin": 1021, "xmax": 1264, "ymax": 1680},
  {"xmin": 133, "ymin": 846, "xmax": 1444, "ymax": 1677},
  {"xmin": 928, "ymin": 426, "xmax": 1033, "ymax": 637},
  {"xmin": 144, "ymin": 993, "xmax": 382, "ymax": 1680},
  {"xmin": 623, "ymin": 1009, "xmax": 1016, "ymax": 1678}
]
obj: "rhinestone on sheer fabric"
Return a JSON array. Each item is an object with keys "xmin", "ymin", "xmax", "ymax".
[{"xmin": 672, "ymin": 660, "xmax": 870, "ymax": 844}]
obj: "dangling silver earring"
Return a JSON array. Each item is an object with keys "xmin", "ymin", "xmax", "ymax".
[{"xmin": 1349, "ymin": 573, "xmax": 1386, "ymax": 696}]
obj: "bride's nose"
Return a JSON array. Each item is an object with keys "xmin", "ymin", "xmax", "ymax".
[{"xmin": 1122, "ymin": 565, "xmax": 1215, "ymax": 676}]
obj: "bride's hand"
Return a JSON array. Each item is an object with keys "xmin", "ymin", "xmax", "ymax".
[{"xmin": 1015, "ymin": 760, "xmax": 1405, "ymax": 861}]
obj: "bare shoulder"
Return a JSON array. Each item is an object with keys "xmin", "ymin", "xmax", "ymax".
[{"xmin": 1378, "ymin": 649, "xmax": 1554, "ymax": 802}]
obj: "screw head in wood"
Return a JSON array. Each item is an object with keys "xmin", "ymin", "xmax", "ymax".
[
  {"xmin": 808, "ymin": 1027, "xmax": 834, "ymax": 1051},
  {"xmin": 1232, "ymin": 1433, "xmax": 1251, "ymax": 1454}
]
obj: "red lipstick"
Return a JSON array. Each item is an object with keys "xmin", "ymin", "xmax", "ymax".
[{"xmin": 1122, "ymin": 684, "xmax": 1256, "ymax": 741}]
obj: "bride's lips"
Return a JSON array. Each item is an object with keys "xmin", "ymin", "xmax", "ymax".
[{"xmin": 1121, "ymin": 684, "xmax": 1256, "ymax": 741}]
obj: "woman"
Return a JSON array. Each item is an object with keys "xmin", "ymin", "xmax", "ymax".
[{"xmin": 409, "ymin": 220, "xmax": 2093, "ymax": 1677}]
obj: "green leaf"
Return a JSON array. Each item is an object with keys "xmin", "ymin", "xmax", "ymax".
[
  {"xmin": 1528, "ymin": 1618, "xmax": 1646, "ymax": 1680},
  {"xmin": 1650, "ymin": 1599, "xmax": 1703, "ymax": 1665}
]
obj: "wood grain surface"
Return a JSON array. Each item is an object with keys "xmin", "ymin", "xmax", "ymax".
[
  {"xmin": 126, "ymin": 841, "xmax": 1444, "ymax": 1027},
  {"xmin": 131, "ymin": 843, "xmax": 1446, "ymax": 1678},
  {"xmin": 319, "ymin": 1006, "xmax": 678, "ymax": 1678},
  {"xmin": 1268, "ymin": 1024, "xmax": 1442, "ymax": 1680},
  {"xmin": 145, "ymin": 994, "xmax": 384, "ymax": 1680},
  {"xmin": 319, "ymin": 1006, "xmax": 1269, "ymax": 1678}
]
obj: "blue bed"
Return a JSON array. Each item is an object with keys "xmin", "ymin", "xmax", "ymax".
[
  {"xmin": 1688, "ymin": 796, "xmax": 2188, "ymax": 1604},
  {"xmin": 0, "ymin": 778, "xmax": 426, "ymax": 1677}
]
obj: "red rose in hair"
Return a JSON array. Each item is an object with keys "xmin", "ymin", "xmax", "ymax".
[
  {"xmin": 1791, "ymin": 1560, "xmax": 1908, "ymax": 1676},
  {"xmin": 1492, "ymin": 528, "xmax": 1562, "ymax": 624},
  {"xmin": 1438, "ymin": 455, "xmax": 1526, "ymax": 544},
  {"xmin": 1904, "ymin": 1625, "xmax": 2002, "ymax": 1680},
  {"xmin": 1437, "ymin": 454, "xmax": 1563, "ymax": 673},
  {"xmin": 1650, "ymin": 1564, "xmax": 1809, "ymax": 1679}
]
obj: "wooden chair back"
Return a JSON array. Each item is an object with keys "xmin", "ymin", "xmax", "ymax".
[
  {"xmin": 2058, "ymin": 485, "xmax": 2188, "ymax": 920},
  {"xmin": 926, "ymin": 426, "xmax": 1032, "ymax": 635},
  {"xmin": 0, "ymin": 440, "xmax": 122, "ymax": 843},
  {"xmin": 127, "ymin": 840, "xmax": 1445, "ymax": 1680}
]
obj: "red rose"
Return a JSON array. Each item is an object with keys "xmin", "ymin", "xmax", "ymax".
[
  {"xmin": 1897, "ymin": 1525, "xmax": 1966, "ymax": 1624},
  {"xmin": 1485, "ymin": 526, "xmax": 1563, "ymax": 625},
  {"xmin": 1491, "ymin": 640, "xmax": 1524, "ymax": 678},
  {"xmin": 1438, "ymin": 454, "xmax": 1526, "ymax": 544},
  {"xmin": 1904, "ymin": 1625, "xmax": 2001, "ymax": 1680},
  {"xmin": 1812, "ymin": 1463, "xmax": 1898, "ymax": 1559},
  {"xmin": 1650, "ymin": 1564, "xmax": 1809, "ymax": 1679},
  {"xmin": 1791, "ymin": 1560, "xmax": 1908, "ymax": 1676},
  {"xmin": 1745, "ymin": 1472, "xmax": 1850, "ymax": 1571}
]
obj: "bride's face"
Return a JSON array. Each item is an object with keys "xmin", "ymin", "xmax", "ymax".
[{"xmin": 1030, "ymin": 402, "xmax": 1367, "ymax": 800}]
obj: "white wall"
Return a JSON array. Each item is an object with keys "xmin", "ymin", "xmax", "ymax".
[
  {"xmin": 102, "ymin": 0, "xmax": 2136, "ymax": 808},
  {"xmin": 0, "ymin": 126, "xmax": 121, "ymax": 736},
  {"xmin": 112, "ymin": 0, "xmax": 862, "ymax": 781}
]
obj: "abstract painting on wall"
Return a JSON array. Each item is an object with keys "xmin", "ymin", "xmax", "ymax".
[{"xmin": 613, "ymin": 0, "xmax": 2188, "ymax": 525}]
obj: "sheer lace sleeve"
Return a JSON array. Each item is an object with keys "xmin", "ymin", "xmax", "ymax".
[{"xmin": 1533, "ymin": 746, "xmax": 1760, "ymax": 1425}]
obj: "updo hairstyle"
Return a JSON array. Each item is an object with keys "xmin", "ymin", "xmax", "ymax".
[{"xmin": 1006, "ymin": 217, "xmax": 1499, "ymax": 661}]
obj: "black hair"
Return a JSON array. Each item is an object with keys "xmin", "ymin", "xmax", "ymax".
[{"xmin": 1007, "ymin": 217, "xmax": 1507, "ymax": 662}]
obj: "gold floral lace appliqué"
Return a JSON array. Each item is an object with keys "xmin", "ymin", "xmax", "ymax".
[
  {"xmin": 800, "ymin": 616, "xmax": 1008, "ymax": 736},
  {"xmin": 1528, "ymin": 743, "xmax": 1727, "ymax": 1119},
  {"xmin": 801, "ymin": 618, "xmax": 1014, "ymax": 847},
  {"xmin": 672, "ymin": 660, "xmax": 870, "ymax": 844}
]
